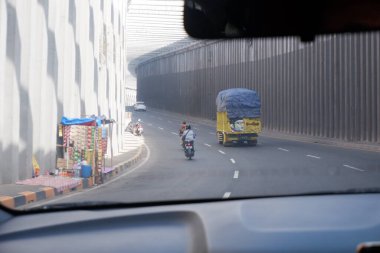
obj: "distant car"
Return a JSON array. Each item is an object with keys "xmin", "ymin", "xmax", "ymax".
[{"xmin": 134, "ymin": 102, "xmax": 147, "ymax": 111}]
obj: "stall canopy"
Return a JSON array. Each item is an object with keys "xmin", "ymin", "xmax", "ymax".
[
  {"xmin": 60, "ymin": 117, "xmax": 96, "ymax": 126},
  {"xmin": 60, "ymin": 116, "xmax": 114, "ymax": 126}
]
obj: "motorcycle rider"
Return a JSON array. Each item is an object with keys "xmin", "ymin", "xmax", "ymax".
[
  {"xmin": 179, "ymin": 121, "xmax": 187, "ymax": 137},
  {"xmin": 179, "ymin": 121, "xmax": 187, "ymax": 145},
  {"xmin": 181, "ymin": 125, "xmax": 196, "ymax": 151},
  {"xmin": 134, "ymin": 119, "xmax": 143, "ymax": 135}
]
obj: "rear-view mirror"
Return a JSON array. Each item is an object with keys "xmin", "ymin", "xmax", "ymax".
[{"xmin": 184, "ymin": 0, "xmax": 380, "ymax": 42}]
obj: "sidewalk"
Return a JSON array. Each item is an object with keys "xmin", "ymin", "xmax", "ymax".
[{"xmin": 0, "ymin": 132, "xmax": 145, "ymax": 209}]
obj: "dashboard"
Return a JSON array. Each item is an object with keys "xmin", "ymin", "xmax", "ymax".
[{"xmin": 0, "ymin": 194, "xmax": 379, "ymax": 253}]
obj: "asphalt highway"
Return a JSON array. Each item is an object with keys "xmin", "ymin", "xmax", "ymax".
[{"xmin": 30, "ymin": 110, "xmax": 380, "ymax": 207}]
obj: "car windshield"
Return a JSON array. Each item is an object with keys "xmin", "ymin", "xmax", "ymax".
[{"xmin": 0, "ymin": 0, "xmax": 379, "ymax": 211}]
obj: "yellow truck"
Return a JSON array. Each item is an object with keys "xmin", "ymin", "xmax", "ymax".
[{"xmin": 216, "ymin": 88, "xmax": 262, "ymax": 146}]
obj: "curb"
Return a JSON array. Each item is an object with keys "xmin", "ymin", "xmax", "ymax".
[
  {"xmin": 0, "ymin": 146, "xmax": 145, "ymax": 209},
  {"xmin": 101, "ymin": 145, "xmax": 144, "ymax": 183}
]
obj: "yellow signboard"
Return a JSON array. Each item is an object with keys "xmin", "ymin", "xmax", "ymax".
[{"xmin": 32, "ymin": 156, "xmax": 40, "ymax": 177}]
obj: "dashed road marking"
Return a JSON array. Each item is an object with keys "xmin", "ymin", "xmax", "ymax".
[
  {"xmin": 158, "ymin": 127, "xmax": 164, "ymax": 130},
  {"xmin": 233, "ymin": 170, "xmax": 239, "ymax": 179},
  {"xmin": 306, "ymin": 155, "xmax": 321, "ymax": 159},
  {"xmin": 230, "ymin": 158, "xmax": 236, "ymax": 164},
  {"xmin": 218, "ymin": 150, "xmax": 226, "ymax": 155},
  {"xmin": 204, "ymin": 143, "xmax": 211, "ymax": 147},
  {"xmin": 171, "ymin": 132, "xmax": 177, "ymax": 135},
  {"xmin": 209, "ymin": 132, "xmax": 215, "ymax": 135},
  {"xmin": 343, "ymin": 164, "xmax": 365, "ymax": 172},
  {"xmin": 223, "ymin": 192, "xmax": 231, "ymax": 199},
  {"xmin": 278, "ymin": 148, "xmax": 289, "ymax": 152},
  {"xmin": 148, "ymin": 123, "xmax": 152, "ymax": 126}
]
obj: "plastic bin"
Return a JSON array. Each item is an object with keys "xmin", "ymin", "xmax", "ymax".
[{"xmin": 81, "ymin": 165, "xmax": 92, "ymax": 178}]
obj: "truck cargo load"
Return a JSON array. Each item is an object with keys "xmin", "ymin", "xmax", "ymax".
[
  {"xmin": 216, "ymin": 88, "xmax": 261, "ymax": 119},
  {"xmin": 216, "ymin": 88, "xmax": 262, "ymax": 146}
]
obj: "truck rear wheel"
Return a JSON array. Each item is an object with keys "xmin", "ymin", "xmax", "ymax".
[
  {"xmin": 223, "ymin": 135, "xmax": 232, "ymax": 147},
  {"xmin": 223, "ymin": 142, "xmax": 231, "ymax": 147},
  {"xmin": 248, "ymin": 139, "xmax": 258, "ymax": 146}
]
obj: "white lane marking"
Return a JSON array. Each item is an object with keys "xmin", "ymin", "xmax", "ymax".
[
  {"xmin": 343, "ymin": 164, "xmax": 365, "ymax": 172},
  {"xmin": 194, "ymin": 127, "xmax": 198, "ymax": 130},
  {"xmin": 278, "ymin": 148, "xmax": 289, "ymax": 152},
  {"xmin": 223, "ymin": 192, "xmax": 231, "ymax": 199},
  {"xmin": 233, "ymin": 170, "xmax": 239, "ymax": 179},
  {"xmin": 158, "ymin": 127, "xmax": 164, "ymax": 130},
  {"xmin": 148, "ymin": 123, "xmax": 152, "ymax": 126},
  {"xmin": 204, "ymin": 143, "xmax": 211, "ymax": 147},
  {"xmin": 171, "ymin": 132, "xmax": 177, "ymax": 135},
  {"xmin": 218, "ymin": 150, "xmax": 226, "ymax": 155},
  {"xmin": 306, "ymin": 155, "xmax": 321, "ymax": 159},
  {"xmin": 230, "ymin": 158, "xmax": 236, "ymax": 164},
  {"xmin": 209, "ymin": 132, "xmax": 215, "ymax": 135}
]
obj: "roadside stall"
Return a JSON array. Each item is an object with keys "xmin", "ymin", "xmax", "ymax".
[{"xmin": 56, "ymin": 116, "xmax": 111, "ymax": 185}]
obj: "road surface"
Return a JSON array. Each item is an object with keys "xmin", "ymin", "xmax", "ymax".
[{"xmin": 29, "ymin": 110, "xmax": 380, "ymax": 207}]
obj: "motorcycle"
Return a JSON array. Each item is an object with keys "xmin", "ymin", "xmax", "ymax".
[
  {"xmin": 133, "ymin": 125, "xmax": 143, "ymax": 136},
  {"xmin": 184, "ymin": 140, "xmax": 195, "ymax": 160},
  {"xmin": 126, "ymin": 122, "xmax": 134, "ymax": 132},
  {"xmin": 126, "ymin": 122, "xmax": 143, "ymax": 136}
]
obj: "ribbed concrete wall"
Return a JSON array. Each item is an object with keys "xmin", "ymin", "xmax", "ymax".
[
  {"xmin": 137, "ymin": 35, "xmax": 380, "ymax": 145},
  {"xmin": 0, "ymin": 0, "xmax": 128, "ymax": 183}
]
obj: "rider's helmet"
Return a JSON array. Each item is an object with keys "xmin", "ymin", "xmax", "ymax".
[
  {"xmin": 138, "ymin": 119, "xmax": 141, "ymax": 122},
  {"xmin": 186, "ymin": 125, "xmax": 191, "ymax": 130}
]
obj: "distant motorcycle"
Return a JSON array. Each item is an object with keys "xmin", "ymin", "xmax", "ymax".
[
  {"xmin": 126, "ymin": 122, "xmax": 143, "ymax": 136},
  {"xmin": 184, "ymin": 141, "xmax": 194, "ymax": 160},
  {"xmin": 126, "ymin": 122, "xmax": 134, "ymax": 132},
  {"xmin": 134, "ymin": 125, "xmax": 143, "ymax": 136}
]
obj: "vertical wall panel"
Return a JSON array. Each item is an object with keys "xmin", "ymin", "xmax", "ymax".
[{"xmin": 0, "ymin": 0, "xmax": 128, "ymax": 183}]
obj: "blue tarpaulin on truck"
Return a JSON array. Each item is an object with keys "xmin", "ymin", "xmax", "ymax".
[{"xmin": 216, "ymin": 88, "xmax": 261, "ymax": 119}]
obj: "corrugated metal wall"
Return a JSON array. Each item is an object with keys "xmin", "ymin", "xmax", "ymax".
[{"xmin": 136, "ymin": 33, "xmax": 380, "ymax": 143}]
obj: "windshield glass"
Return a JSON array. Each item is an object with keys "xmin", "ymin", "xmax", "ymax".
[{"xmin": 0, "ymin": 0, "xmax": 379, "ymax": 211}]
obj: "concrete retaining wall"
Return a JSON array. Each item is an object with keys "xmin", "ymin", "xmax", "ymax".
[{"xmin": 0, "ymin": 0, "xmax": 128, "ymax": 183}]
